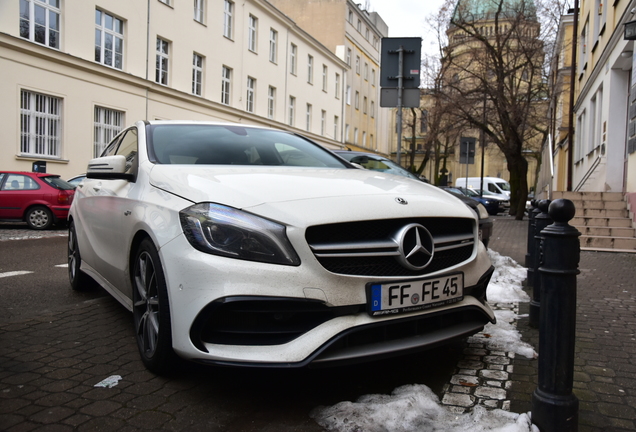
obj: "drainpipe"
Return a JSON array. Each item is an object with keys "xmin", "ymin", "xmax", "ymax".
[{"xmin": 567, "ymin": 0, "xmax": 579, "ymax": 191}]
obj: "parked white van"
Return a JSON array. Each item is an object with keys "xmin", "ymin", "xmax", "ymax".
[{"xmin": 455, "ymin": 177, "xmax": 511, "ymax": 198}]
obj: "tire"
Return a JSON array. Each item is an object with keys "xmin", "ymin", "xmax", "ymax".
[
  {"xmin": 132, "ymin": 238, "xmax": 178, "ymax": 375},
  {"xmin": 25, "ymin": 206, "xmax": 53, "ymax": 230},
  {"xmin": 68, "ymin": 221, "xmax": 92, "ymax": 291}
]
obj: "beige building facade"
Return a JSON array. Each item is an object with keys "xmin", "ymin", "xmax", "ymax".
[{"xmin": 0, "ymin": 0, "xmax": 351, "ymax": 179}]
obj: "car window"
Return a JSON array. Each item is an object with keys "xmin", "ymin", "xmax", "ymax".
[
  {"xmin": 116, "ymin": 129, "xmax": 138, "ymax": 174},
  {"xmin": 101, "ymin": 132, "xmax": 124, "ymax": 157},
  {"xmin": 42, "ymin": 176, "xmax": 75, "ymax": 190},
  {"xmin": 488, "ymin": 184, "xmax": 498, "ymax": 193},
  {"xmin": 148, "ymin": 124, "xmax": 347, "ymax": 168},
  {"xmin": 495, "ymin": 181, "xmax": 510, "ymax": 192},
  {"xmin": 1, "ymin": 174, "xmax": 40, "ymax": 191}
]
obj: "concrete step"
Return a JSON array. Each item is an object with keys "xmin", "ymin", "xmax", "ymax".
[
  {"xmin": 579, "ymin": 235, "xmax": 636, "ymax": 250},
  {"xmin": 577, "ymin": 226, "xmax": 636, "ymax": 237},
  {"xmin": 552, "ymin": 191, "xmax": 625, "ymax": 201},
  {"xmin": 572, "ymin": 217, "xmax": 633, "ymax": 228},
  {"xmin": 574, "ymin": 208, "xmax": 629, "ymax": 218},
  {"xmin": 567, "ymin": 200, "xmax": 628, "ymax": 210}
]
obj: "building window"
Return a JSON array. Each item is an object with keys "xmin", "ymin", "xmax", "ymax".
[
  {"xmin": 348, "ymin": 9, "xmax": 353, "ymax": 23},
  {"xmin": 246, "ymin": 77, "xmax": 255, "ymax": 112},
  {"xmin": 268, "ymin": 86, "xmax": 276, "ymax": 119},
  {"xmin": 307, "ymin": 55, "xmax": 314, "ymax": 84},
  {"xmin": 248, "ymin": 15, "xmax": 258, "ymax": 52},
  {"xmin": 221, "ymin": 65, "xmax": 231, "ymax": 105},
  {"xmin": 192, "ymin": 53, "xmax": 203, "ymax": 96},
  {"xmin": 345, "ymin": 124, "xmax": 350, "ymax": 142},
  {"xmin": 363, "ymin": 96, "xmax": 367, "ymax": 114},
  {"xmin": 356, "ymin": 56, "xmax": 360, "ymax": 74},
  {"xmin": 290, "ymin": 44, "xmax": 297, "ymax": 75},
  {"xmin": 346, "ymin": 86, "xmax": 351, "ymax": 105},
  {"xmin": 321, "ymin": 110, "xmax": 326, "ymax": 135},
  {"xmin": 288, "ymin": 96, "xmax": 295, "ymax": 126},
  {"xmin": 95, "ymin": 10, "xmax": 124, "ymax": 70},
  {"xmin": 194, "ymin": 0, "xmax": 204, "ymax": 23},
  {"xmin": 322, "ymin": 65, "xmax": 328, "ymax": 92},
  {"xmin": 335, "ymin": 73, "xmax": 340, "ymax": 98},
  {"xmin": 357, "ymin": 19, "xmax": 361, "ymax": 32},
  {"xmin": 306, "ymin": 104, "xmax": 312, "ymax": 131},
  {"xmin": 362, "ymin": 131, "xmax": 367, "ymax": 147},
  {"xmin": 20, "ymin": 0, "xmax": 60, "ymax": 49},
  {"xmin": 269, "ymin": 29, "xmax": 277, "ymax": 63},
  {"xmin": 364, "ymin": 63, "xmax": 368, "ymax": 80},
  {"xmin": 354, "ymin": 127, "xmax": 359, "ymax": 144},
  {"xmin": 371, "ymin": 68, "xmax": 376, "ymax": 86},
  {"xmin": 371, "ymin": 101, "xmax": 375, "ymax": 118},
  {"xmin": 346, "ymin": 48, "xmax": 351, "ymax": 66},
  {"xmin": 20, "ymin": 89, "xmax": 61, "ymax": 158},
  {"xmin": 156, "ymin": 37, "xmax": 169, "ymax": 85},
  {"xmin": 334, "ymin": 116, "xmax": 339, "ymax": 139},
  {"xmin": 223, "ymin": 0, "xmax": 233, "ymax": 39},
  {"xmin": 370, "ymin": 134, "xmax": 373, "ymax": 148},
  {"xmin": 94, "ymin": 106, "xmax": 124, "ymax": 157},
  {"xmin": 355, "ymin": 91, "xmax": 359, "ymax": 109},
  {"xmin": 365, "ymin": 28, "xmax": 369, "ymax": 41}
]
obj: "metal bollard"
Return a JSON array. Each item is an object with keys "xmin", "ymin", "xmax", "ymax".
[
  {"xmin": 531, "ymin": 199, "xmax": 580, "ymax": 432},
  {"xmin": 529, "ymin": 200, "xmax": 552, "ymax": 328},
  {"xmin": 526, "ymin": 201, "xmax": 541, "ymax": 288}
]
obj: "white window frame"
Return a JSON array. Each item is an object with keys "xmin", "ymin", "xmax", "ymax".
[
  {"xmin": 322, "ymin": 65, "xmax": 328, "ymax": 92},
  {"xmin": 321, "ymin": 110, "xmax": 326, "ymax": 136},
  {"xmin": 363, "ymin": 96, "xmax": 367, "ymax": 114},
  {"xmin": 346, "ymin": 48, "xmax": 351, "ymax": 66},
  {"xmin": 335, "ymin": 73, "xmax": 340, "ymax": 98},
  {"xmin": 248, "ymin": 14, "xmax": 258, "ymax": 52},
  {"xmin": 288, "ymin": 96, "xmax": 295, "ymax": 126},
  {"xmin": 290, "ymin": 44, "xmax": 297, "ymax": 75},
  {"xmin": 334, "ymin": 116, "xmax": 339, "ymax": 140},
  {"xmin": 194, "ymin": 0, "xmax": 205, "ymax": 23},
  {"xmin": 94, "ymin": 106, "xmax": 124, "ymax": 157},
  {"xmin": 345, "ymin": 124, "xmax": 350, "ymax": 142},
  {"xmin": 192, "ymin": 53, "xmax": 203, "ymax": 96},
  {"xmin": 95, "ymin": 9, "xmax": 124, "ymax": 70},
  {"xmin": 223, "ymin": 0, "xmax": 233, "ymax": 39},
  {"xmin": 371, "ymin": 68, "xmax": 376, "ymax": 86},
  {"xmin": 307, "ymin": 55, "xmax": 314, "ymax": 84},
  {"xmin": 20, "ymin": 0, "xmax": 61, "ymax": 49},
  {"xmin": 221, "ymin": 65, "xmax": 231, "ymax": 105},
  {"xmin": 267, "ymin": 86, "xmax": 276, "ymax": 119},
  {"xmin": 364, "ymin": 63, "xmax": 368, "ymax": 80},
  {"xmin": 156, "ymin": 37, "xmax": 169, "ymax": 85},
  {"xmin": 269, "ymin": 28, "xmax": 277, "ymax": 63},
  {"xmin": 20, "ymin": 89, "xmax": 61, "ymax": 158},
  {"xmin": 346, "ymin": 85, "xmax": 351, "ymax": 105},
  {"xmin": 354, "ymin": 127, "xmax": 359, "ymax": 144},
  {"xmin": 306, "ymin": 103, "xmax": 312, "ymax": 131},
  {"xmin": 246, "ymin": 76, "xmax": 255, "ymax": 112},
  {"xmin": 355, "ymin": 91, "xmax": 359, "ymax": 109},
  {"xmin": 356, "ymin": 56, "xmax": 360, "ymax": 74}
]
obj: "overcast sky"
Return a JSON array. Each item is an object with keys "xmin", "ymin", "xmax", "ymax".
[{"xmin": 366, "ymin": 0, "xmax": 447, "ymax": 56}]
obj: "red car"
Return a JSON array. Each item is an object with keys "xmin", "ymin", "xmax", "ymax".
[{"xmin": 0, "ymin": 171, "xmax": 75, "ymax": 230}]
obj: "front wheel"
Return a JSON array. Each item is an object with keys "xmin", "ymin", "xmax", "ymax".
[
  {"xmin": 26, "ymin": 206, "xmax": 53, "ymax": 230},
  {"xmin": 68, "ymin": 221, "xmax": 92, "ymax": 290},
  {"xmin": 132, "ymin": 238, "xmax": 178, "ymax": 375}
]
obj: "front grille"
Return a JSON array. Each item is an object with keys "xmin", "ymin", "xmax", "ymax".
[{"xmin": 306, "ymin": 217, "xmax": 475, "ymax": 276}]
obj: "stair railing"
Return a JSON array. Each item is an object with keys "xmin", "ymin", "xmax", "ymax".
[{"xmin": 574, "ymin": 155, "xmax": 602, "ymax": 192}]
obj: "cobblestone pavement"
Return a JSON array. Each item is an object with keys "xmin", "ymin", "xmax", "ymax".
[
  {"xmin": 1, "ymin": 217, "xmax": 635, "ymax": 431},
  {"xmin": 489, "ymin": 215, "xmax": 636, "ymax": 432}
]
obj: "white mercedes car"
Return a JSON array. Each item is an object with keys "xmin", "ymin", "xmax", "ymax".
[{"xmin": 68, "ymin": 120, "xmax": 495, "ymax": 374}]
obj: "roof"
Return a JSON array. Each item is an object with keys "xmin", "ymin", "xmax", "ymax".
[{"xmin": 451, "ymin": 0, "xmax": 537, "ymax": 23}]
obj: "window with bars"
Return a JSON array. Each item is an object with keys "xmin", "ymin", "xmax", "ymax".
[
  {"xmin": 223, "ymin": 0, "xmax": 233, "ymax": 39},
  {"xmin": 156, "ymin": 37, "xmax": 169, "ymax": 85},
  {"xmin": 268, "ymin": 86, "xmax": 276, "ymax": 119},
  {"xmin": 95, "ymin": 10, "xmax": 123, "ymax": 69},
  {"xmin": 269, "ymin": 29, "xmax": 277, "ymax": 63},
  {"xmin": 192, "ymin": 53, "xmax": 203, "ymax": 96},
  {"xmin": 221, "ymin": 66, "xmax": 231, "ymax": 105},
  {"xmin": 246, "ymin": 77, "xmax": 255, "ymax": 112},
  {"xmin": 20, "ymin": 89, "xmax": 61, "ymax": 158},
  {"xmin": 248, "ymin": 15, "xmax": 258, "ymax": 52},
  {"xmin": 20, "ymin": 0, "xmax": 60, "ymax": 49},
  {"xmin": 194, "ymin": 0, "xmax": 204, "ymax": 23},
  {"xmin": 94, "ymin": 106, "xmax": 124, "ymax": 158}
]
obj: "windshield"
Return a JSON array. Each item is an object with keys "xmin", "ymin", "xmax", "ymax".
[
  {"xmin": 338, "ymin": 153, "xmax": 421, "ymax": 180},
  {"xmin": 495, "ymin": 181, "xmax": 511, "ymax": 192},
  {"xmin": 148, "ymin": 124, "xmax": 348, "ymax": 168}
]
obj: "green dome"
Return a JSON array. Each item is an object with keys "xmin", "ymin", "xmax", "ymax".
[{"xmin": 451, "ymin": 0, "xmax": 537, "ymax": 23}]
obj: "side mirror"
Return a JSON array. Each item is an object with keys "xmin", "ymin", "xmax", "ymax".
[{"xmin": 86, "ymin": 155, "xmax": 134, "ymax": 181}]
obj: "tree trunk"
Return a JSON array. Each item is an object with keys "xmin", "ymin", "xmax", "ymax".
[{"xmin": 506, "ymin": 153, "xmax": 529, "ymax": 220}]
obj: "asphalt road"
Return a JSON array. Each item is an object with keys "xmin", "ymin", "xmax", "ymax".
[{"xmin": 0, "ymin": 225, "xmax": 467, "ymax": 430}]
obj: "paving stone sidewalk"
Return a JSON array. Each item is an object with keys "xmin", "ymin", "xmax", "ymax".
[{"xmin": 489, "ymin": 215, "xmax": 636, "ymax": 432}]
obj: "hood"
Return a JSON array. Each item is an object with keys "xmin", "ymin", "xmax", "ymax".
[{"xmin": 149, "ymin": 165, "xmax": 474, "ymax": 226}]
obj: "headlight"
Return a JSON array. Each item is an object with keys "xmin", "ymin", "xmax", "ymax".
[
  {"xmin": 179, "ymin": 203, "xmax": 300, "ymax": 266},
  {"xmin": 476, "ymin": 203, "xmax": 489, "ymax": 220}
]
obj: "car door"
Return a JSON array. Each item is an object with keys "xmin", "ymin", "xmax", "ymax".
[
  {"xmin": 76, "ymin": 128, "xmax": 138, "ymax": 294},
  {"xmin": 0, "ymin": 173, "xmax": 41, "ymax": 219}
]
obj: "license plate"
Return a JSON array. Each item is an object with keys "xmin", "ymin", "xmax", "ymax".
[{"xmin": 367, "ymin": 273, "xmax": 464, "ymax": 316}]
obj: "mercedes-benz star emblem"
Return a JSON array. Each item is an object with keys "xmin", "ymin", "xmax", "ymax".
[
  {"xmin": 395, "ymin": 197, "xmax": 408, "ymax": 205},
  {"xmin": 394, "ymin": 223, "xmax": 435, "ymax": 270}
]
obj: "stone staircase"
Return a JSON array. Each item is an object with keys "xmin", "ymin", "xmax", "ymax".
[{"xmin": 551, "ymin": 191, "xmax": 636, "ymax": 252}]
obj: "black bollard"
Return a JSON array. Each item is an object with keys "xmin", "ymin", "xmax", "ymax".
[
  {"xmin": 529, "ymin": 200, "xmax": 552, "ymax": 328},
  {"xmin": 525, "ymin": 200, "xmax": 538, "ymax": 284},
  {"xmin": 531, "ymin": 199, "xmax": 580, "ymax": 432}
]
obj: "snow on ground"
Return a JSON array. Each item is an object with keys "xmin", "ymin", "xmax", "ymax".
[{"xmin": 311, "ymin": 250, "xmax": 539, "ymax": 432}]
